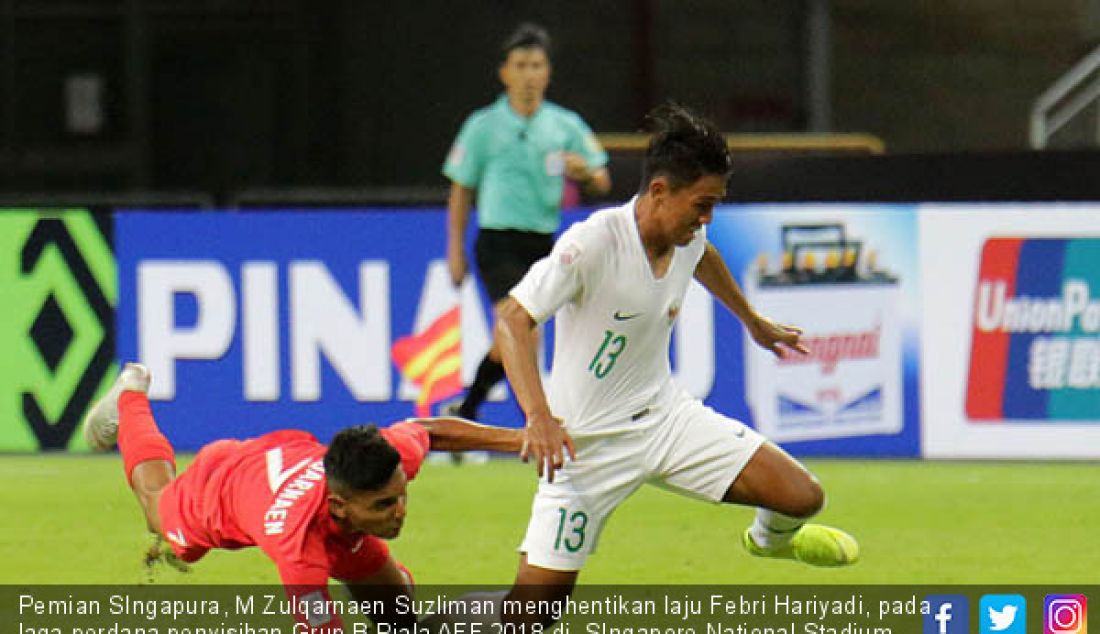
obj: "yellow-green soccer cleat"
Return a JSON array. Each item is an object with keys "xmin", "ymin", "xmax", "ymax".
[{"xmin": 742, "ymin": 524, "xmax": 860, "ymax": 567}]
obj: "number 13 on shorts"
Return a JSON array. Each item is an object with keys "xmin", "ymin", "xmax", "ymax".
[{"xmin": 554, "ymin": 507, "xmax": 589, "ymax": 552}]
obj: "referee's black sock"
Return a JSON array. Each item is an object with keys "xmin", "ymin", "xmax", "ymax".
[{"xmin": 460, "ymin": 356, "xmax": 506, "ymax": 419}]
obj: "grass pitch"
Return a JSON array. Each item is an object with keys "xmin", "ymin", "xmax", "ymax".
[{"xmin": 2, "ymin": 455, "xmax": 1096, "ymax": 585}]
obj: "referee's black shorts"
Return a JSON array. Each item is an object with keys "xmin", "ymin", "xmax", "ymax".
[{"xmin": 474, "ymin": 228, "xmax": 555, "ymax": 303}]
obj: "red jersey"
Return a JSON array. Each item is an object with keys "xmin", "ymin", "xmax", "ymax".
[{"xmin": 158, "ymin": 421, "xmax": 429, "ymax": 631}]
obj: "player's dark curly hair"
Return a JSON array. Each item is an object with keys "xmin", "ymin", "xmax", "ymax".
[
  {"xmin": 639, "ymin": 103, "xmax": 733, "ymax": 193},
  {"xmin": 324, "ymin": 424, "xmax": 400, "ymax": 494},
  {"xmin": 501, "ymin": 22, "xmax": 551, "ymax": 60}
]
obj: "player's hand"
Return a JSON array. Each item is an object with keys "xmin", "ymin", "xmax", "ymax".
[
  {"xmin": 521, "ymin": 411, "xmax": 576, "ymax": 483},
  {"xmin": 747, "ymin": 313, "xmax": 810, "ymax": 359},
  {"xmin": 447, "ymin": 245, "xmax": 467, "ymax": 288},
  {"xmin": 563, "ymin": 153, "xmax": 592, "ymax": 183}
]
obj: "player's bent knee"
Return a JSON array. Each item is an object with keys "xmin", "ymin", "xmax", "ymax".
[
  {"xmin": 725, "ymin": 448, "xmax": 825, "ymax": 517},
  {"xmin": 783, "ymin": 475, "xmax": 825, "ymax": 519}
]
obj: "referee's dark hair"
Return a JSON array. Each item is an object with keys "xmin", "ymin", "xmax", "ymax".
[
  {"xmin": 324, "ymin": 424, "xmax": 400, "ymax": 494},
  {"xmin": 501, "ymin": 22, "xmax": 551, "ymax": 60},
  {"xmin": 640, "ymin": 103, "xmax": 733, "ymax": 193}
]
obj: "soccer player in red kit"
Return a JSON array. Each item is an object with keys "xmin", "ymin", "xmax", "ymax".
[{"xmin": 83, "ymin": 363, "xmax": 523, "ymax": 632}]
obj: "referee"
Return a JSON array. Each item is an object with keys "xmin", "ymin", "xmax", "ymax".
[{"xmin": 442, "ymin": 23, "xmax": 611, "ymax": 421}]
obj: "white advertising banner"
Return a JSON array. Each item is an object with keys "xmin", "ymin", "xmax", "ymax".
[
  {"xmin": 744, "ymin": 282, "xmax": 904, "ymax": 442},
  {"xmin": 738, "ymin": 218, "xmax": 909, "ymax": 444},
  {"xmin": 705, "ymin": 205, "xmax": 921, "ymax": 456},
  {"xmin": 920, "ymin": 204, "xmax": 1100, "ymax": 458}
]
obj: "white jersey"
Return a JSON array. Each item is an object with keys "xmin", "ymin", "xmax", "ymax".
[{"xmin": 510, "ymin": 198, "xmax": 706, "ymax": 435}]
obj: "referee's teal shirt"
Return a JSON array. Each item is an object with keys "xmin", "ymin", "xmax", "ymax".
[{"xmin": 443, "ymin": 95, "xmax": 609, "ymax": 234}]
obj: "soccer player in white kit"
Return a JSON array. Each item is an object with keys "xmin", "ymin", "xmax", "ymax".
[{"xmin": 495, "ymin": 104, "xmax": 859, "ymax": 622}]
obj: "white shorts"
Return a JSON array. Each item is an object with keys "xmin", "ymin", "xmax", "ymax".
[{"xmin": 519, "ymin": 390, "xmax": 766, "ymax": 571}]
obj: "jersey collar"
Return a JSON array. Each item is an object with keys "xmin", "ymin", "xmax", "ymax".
[{"xmin": 496, "ymin": 93, "xmax": 545, "ymax": 126}]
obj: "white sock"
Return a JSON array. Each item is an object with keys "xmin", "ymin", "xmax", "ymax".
[{"xmin": 749, "ymin": 509, "xmax": 807, "ymax": 549}]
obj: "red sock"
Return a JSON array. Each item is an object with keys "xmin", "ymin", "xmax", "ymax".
[{"xmin": 118, "ymin": 391, "xmax": 176, "ymax": 487}]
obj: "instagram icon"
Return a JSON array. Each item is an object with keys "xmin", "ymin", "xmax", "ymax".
[{"xmin": 1046, "ymin": 594, "xmax": 1088, "ymax": 634}]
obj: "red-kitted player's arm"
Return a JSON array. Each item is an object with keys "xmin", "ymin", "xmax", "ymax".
[
  {"xmin": 379, "ymin": 421, "xmax": 430, "ymax": 479},
  {"xmin": 387, "ymin": 418, "xmax": 524, "ymax": 464}
]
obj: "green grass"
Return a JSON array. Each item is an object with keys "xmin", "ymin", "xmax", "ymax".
[{"xmin": 2, "ymin": 455, "xmax": 1097, "ymax": 585}]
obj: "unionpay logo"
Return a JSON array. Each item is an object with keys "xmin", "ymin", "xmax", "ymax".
[
  {"xmin": 981, "ymin": 595, "xmax": 1026, "ymax": 634},
  {"xmin": 967, "ymin": 237, "xmax": 1100, "ymax": 422},
  {"xmin": 1046, "ymin": 594, "xmax": 1087, "ymax": 634},
  {"xmin": 926, "ymin": 595, "xmax": 970, "ymax": 634}
]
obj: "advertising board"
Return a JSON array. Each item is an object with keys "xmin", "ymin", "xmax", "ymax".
[
  {"xmin": 920, "ymin": 204, "xmax": 1100, "ymax": 458},
  {"xmin": 114, "ymin": 205, "xmax": 919, "ymax": 456}
]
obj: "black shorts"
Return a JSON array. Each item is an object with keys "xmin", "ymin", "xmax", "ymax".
[{"xmin": 474, "ymin": 228, "xmax": 555, "ymax": 303}]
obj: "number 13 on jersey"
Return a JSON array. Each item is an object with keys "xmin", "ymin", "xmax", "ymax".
[{"xmin": 588, "ymin": 330, "xmax": 628, "ymax": 379}]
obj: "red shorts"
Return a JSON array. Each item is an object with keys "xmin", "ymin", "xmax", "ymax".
[{"xmin": 157, "ymin": 439, "xmax": 242, "ymax": 563}]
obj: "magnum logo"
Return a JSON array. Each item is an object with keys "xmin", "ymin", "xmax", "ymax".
[
  {"xmin": 778, "ymin": 326, "xmax": 882, "ymax": 374},
  {"xmin": 1, "ymin": 210, "xmax": 115, "ymax": 450}
]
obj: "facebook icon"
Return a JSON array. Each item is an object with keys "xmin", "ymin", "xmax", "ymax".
[{"xmin": 925, "ymin": 595, "xmax": 970, "ymax": 634}]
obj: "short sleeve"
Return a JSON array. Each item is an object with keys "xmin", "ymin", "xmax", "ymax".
[
  {"xmin": 442, "ymin": 115, "xmax": 485, "ymax": 188},
  {"xmin": 380, "ymin": 422, "xmax": 430, "ymax": 480},
  {"xmin": 509, "ymin": 235, "xmax": 588, "ymax": 324},
  {"xmin": 566, "ymin": 114, "xmax": 608, "ymax": 169}
]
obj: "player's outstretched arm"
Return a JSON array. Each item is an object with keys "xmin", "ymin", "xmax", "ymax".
[
  {"xmin": 694, "ymin": 241, "xmax": 757, "ymax": 321},
  {"xmin": 495, "ymin": 296, "xmax": 575, "ymax": 482},
  {"xmin": 410, "ymin": 417, "xmax": 524, "ymax": 454},
  {"xmin": 694, "ymin": 241, "xmax": 809, "ymax": 358}
]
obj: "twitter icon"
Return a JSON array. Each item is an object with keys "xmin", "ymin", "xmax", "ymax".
[{"xmin": 981, "ymin": 594, "xmax": 1027, "ymax": 634}]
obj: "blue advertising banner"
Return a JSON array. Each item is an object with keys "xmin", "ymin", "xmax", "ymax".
[
  {"xmin": 116, "ymin": 210, "xmax": 489, "ymax": 449},
  {"xmin": 116, "ymin": 205, "xmax": 919, "ymax": 456}
]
